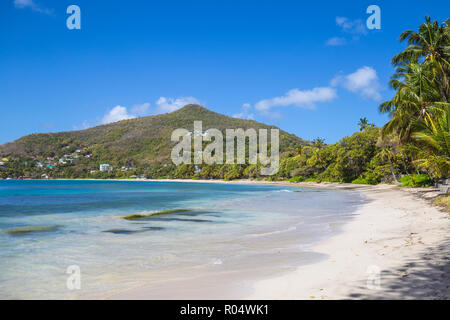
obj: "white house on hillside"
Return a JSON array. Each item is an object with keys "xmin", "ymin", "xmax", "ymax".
[{"xmin": 99, "ymin": 164, "xmax": 112, "ymax": 172}]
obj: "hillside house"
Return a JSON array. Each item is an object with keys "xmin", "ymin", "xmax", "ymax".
[{"xmin": 99, "ymin": 164, "xmax": 112, "ymax": 172}]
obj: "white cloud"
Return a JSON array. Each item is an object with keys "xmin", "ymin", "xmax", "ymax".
[
  {"xmin": 325, "ymin": 16, "xmax": 368, "ymax": 46},
  {"xmin": 14, "ymin": 0, "xmax": 53, "ymax": 14},
  {"xmin": 73, "ymin": 120, "xmax": 92, "ymax": 131},
  {"xmin": 335, "ymin": 16, "xmax": 367, "ymax": 35},
  {"xmin": 233, "ymin": 103, "xmax": 255, "ymax": 120},
  {"xmin": 14, "ymin": 0, "xmax": 34, "ymax": 8},
  {"xmin": 325, "ymin": 37, "xmax": 347, "ymax": 46},
  {"xmin": 156, "ymin": 96, "xmax": 200, "ymax": 113},
  {"xmin": 254, "ymin": 87, "xmax": 337, "ymax": 112},
  {"xmin": 101, "ymin": 105, "xmax": 136, "ymax": 124},
  {"xmin": 246, "ymin": 66, "xmax": 382, "ymax": 118},
  {"xmin": 101, "ymin": 102, "xmax": 152, "ymax": 124},
  {"xmin": 331, "ymin": 66, "xmax": 381, "ymax": 100},
  {"xmin": 79, "ymin": 96, "xmax": 200, "ymax": 128},
  {"xmin": 130, "ymin": 102, "xmax": 150, "ymax": 116}
]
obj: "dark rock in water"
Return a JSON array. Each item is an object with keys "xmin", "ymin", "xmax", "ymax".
[
  {"xmin": 123, "ymin": 209, "xmax": 190, "ymax": 220},
  {"xmin": 4, "ymin": 225, "xmax": 59, "ymax": 235},
  {"xmin": 150, "ymin": 217, "xmax": 213, "ymax": 223},
  {"xmin": 176, "ymin": 210, "xmax": 220, "ymax": 217},
  {"xmin": 103, "ymin": 229, "xmax": 136, "ymax": 234},
  {"xmin": 104, "ymin": 227, "xmax": 164, "ymax": 234}
]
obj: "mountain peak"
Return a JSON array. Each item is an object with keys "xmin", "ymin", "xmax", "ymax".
[
  {"xmin": 0, "ymin": 105, "xmax": 308, "ymax": 169},
  {"xmin": 174, "ymin": 104, "xmax": 211, "ymax": 114}
]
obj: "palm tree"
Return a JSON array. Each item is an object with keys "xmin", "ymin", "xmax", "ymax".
[
  {"xmin": 312, "ymin": 138, "xmax": 325, "ymax": 148},
  {"xmin": 380, "ymin": 147, "xmax": 400, "ymax": 184},
  {"xmin": 392, "ymin": 16, "xmax": 450, "ymax": 102},
  {"xmin": 378, "ymin": 17, "xmax": 450, "ymax": 178},
  {"xmin": 377, "ymin": 135, "xmax": 400, "ymax": 184},
  {"xmin": 358, "ymin": 117, "xmax": 369, "ymax": 131},
  {"xmin": 297, "ymin": 144, "xmax": 304, "ymax": 157},
  {"xmin": 412, "ymin": 107, "xmax": 450, "ymax": 177},
  {"xmin": 379, "ymin": 62, "xmax": 441, "ymax": 141},
  {"xmin": 391, "ymin": 16, "xmax": 450, "ymax": 132}
]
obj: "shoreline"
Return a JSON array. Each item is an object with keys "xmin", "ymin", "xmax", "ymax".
[
  {"xmin": 3, "ymin": 178, "xmax": 448, "ymax": 299},
  {"xmin": 248, "ymin": 183, "xmax": 449, "ymax": 299},
  {"xmin": 102, "ymin": 179, "xmax": 448, "ymax": 299}
]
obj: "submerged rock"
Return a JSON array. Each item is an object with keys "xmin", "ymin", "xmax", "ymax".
[
  {"xmin": 4, "ymin": 225, "xmax": 59, "ymax": 235},
  {"xmin": 122, "ymin": 209, "xmax": 190, "ymax": 220},
  {"xmin": 103, "ymin": 227, "xmax": 164, "ymax": 234}
]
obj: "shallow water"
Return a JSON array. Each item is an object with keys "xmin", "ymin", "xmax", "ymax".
[{"xmin": 0, "ymin": 180, "xmax": 365, "ymax": 299}]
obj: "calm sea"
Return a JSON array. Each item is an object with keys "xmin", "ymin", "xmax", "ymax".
[{"xmin": 0, "ymin": 180, "xmax": 365, "ymax": 299}]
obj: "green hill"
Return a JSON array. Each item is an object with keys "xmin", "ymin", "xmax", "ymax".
[{"xmin": 0, "ymin": 105, "xmax": 308, "ymax": 178}]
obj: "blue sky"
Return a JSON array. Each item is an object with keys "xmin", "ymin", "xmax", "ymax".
[{"xmin": 1, "ymin": 0, "xmax": 449, "ymax": 144}]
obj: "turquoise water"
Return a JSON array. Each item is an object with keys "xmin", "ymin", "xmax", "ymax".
[{"xmin": 0, "ymin": 180, "xmax": 364, "ymax": 299}]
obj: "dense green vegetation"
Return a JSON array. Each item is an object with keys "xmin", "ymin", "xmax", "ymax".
[
  {"xmin": 275, "ymin": 16, "xmax": 448, "ymax": 185},
  {"xmin": 0, "ymin": 105, "xmax": 305, "ymax": 179},
  {"xmin": 398, "ymin": 174, "xmax": 434, "ymax": 187},
  {"xmin": 0, "ymin": 17, "xmax": 448, "ymax": 185},
  {"xmin": 379, "ymin": 16, "xmax": 450, "ymax": 179}
]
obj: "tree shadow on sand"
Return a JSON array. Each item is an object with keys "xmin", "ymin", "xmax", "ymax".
[{"xmin": 348, "ymin": 238, "xmax": 450, "ymax": 300}]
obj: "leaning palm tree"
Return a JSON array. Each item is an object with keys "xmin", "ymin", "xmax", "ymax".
[
  {"xmin": 358, "ymin": 117, "xmax": 369, "ymax": 131},
  {"xmin": 392, "ymin": 16, "xmax": 450, "ymax": 102},
  {"xmin": 377, "ymin": 135, "xmax": 400, "ymax": 183},
  {"xmin": 379, "ymin": 62, "xmax": 441, "ymax": 141},
  {"xmin": 388, "ymin": 17, "xmax": 450, "ymax": 136},
  {"xmin": 379, "ymin": 17, "xmax": 450, "ymax": 178}
]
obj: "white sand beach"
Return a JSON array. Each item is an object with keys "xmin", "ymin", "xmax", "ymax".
[
  {"xmin": 110, "ymin": 180, "xmax": 449, "ymax": 300},
  {"xmin": 248, "ymin": 183, "xmax": 449, "ymax": 299}
]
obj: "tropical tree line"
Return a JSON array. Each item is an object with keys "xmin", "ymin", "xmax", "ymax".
[
  {"xmin": 378, "ymin": 16, "xmax": 449, "ymax": 179},
  {"xmin": 275, "ymin": 16, "xmax": 449, "ymax": 185}
]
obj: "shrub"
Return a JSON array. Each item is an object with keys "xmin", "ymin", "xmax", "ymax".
[
  {"xmin": 398, "ymin": 174, "xmax": 433, "ymax": 187},
  {"xmin": 433, "ymin": 195, "xmax": 450, "ymax": 213},
  {"xmin": 288, "ymin": 176, "xmax": 304, "ymax": 183}
]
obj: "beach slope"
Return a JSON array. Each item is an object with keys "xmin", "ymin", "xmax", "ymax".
[
  {"xmin": 248, "ymin": 183, "xmax": 449, "ymax": 299},
  {"xmin": 110, "ymin": 181, "xmax": 449, "ymax": 300}
]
